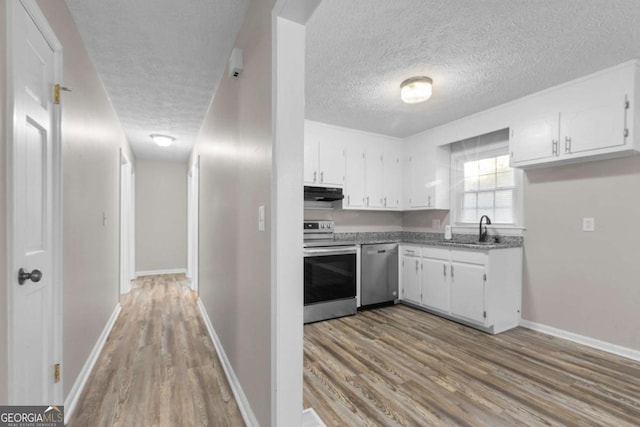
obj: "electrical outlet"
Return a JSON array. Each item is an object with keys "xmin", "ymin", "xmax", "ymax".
[
  {"xmin": 582, "ymin": 217, "xmax": 595, "ymax": 232},
  {"xmin": 432, "ymin": 219, "xmax": 441, "ymax": 229}
]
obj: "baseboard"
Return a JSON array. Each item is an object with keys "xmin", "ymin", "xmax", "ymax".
[
  {"xmin": 519, "ymin": 319, "xmax": 640, "ymax": 362},
  {"xmin": 64, "ymin": 304, "xmax": 122, "ymax": 424},
  {"xmin": 135, "ymin": 268, "xmax": 186, "ymax": 277},
  {"xmin": 197, "ymin": 299, "xmax": 259, "ymax": 427}
]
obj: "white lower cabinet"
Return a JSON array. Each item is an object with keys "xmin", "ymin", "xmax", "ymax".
[
  {"xmin": 400, "ymin": 247, "xmax": 421, "ymax": 304},
  {"xmin": 400, "ymin": 244, "xmax": 522, "ymax": 334}
]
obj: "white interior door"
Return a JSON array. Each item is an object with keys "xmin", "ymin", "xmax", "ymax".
[
  {"xmin": 120, "ymin": 152, "xmax": 132, "ymax": 294},
  {"xmin": 9, "ymin": 0, "xmax": 62, "ymax": 405},
  {"xmin": 187, "ymin": 158, "xmax": 200, "ymax": 292}
]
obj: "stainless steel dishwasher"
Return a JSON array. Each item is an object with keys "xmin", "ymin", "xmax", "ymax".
[{"xmin": 361, "ymin": 243, "xmax": 399, "ymax": 307}]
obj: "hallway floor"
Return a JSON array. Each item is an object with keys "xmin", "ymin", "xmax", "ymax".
[{"xmin": 67, "ymin": 274, "xmax": 244, "ymax": 426}]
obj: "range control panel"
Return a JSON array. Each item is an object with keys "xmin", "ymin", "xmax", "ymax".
[{"xmin": 303, "ymin": 220, "xmax": 334, "ymax": 234}]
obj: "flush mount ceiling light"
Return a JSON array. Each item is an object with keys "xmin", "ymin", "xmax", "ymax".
[
  {"xmin": 400, "ymin": 76, "xmax": 433, "ymax": 104},
  {"xmin": 150, "ymin": 134, "xmax": 175, "ymax": 147}
]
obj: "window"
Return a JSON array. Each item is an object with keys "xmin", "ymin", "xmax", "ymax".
[{"xmin": 450, "ymin": 129, "xmax": 521, "ymax": 226}]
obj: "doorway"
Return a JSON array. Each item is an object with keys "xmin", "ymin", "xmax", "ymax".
[
  {"xmin": 119, "ymin": 150, "xmax": 134, "ymax": 295},
  {"xmin": 7, "ymin": 0, "xmax": 63, "ymax": 405},
  {"xmin": 187, "ymin": 157, "xmax": 199, "ymax": 293}
]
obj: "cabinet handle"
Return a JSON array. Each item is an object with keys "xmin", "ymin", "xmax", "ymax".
[
  {"xmin": 384, "ymin": 197, "xmax": 387, "ymax": 207},
  {"xmin": 415, "ymin": 260, "xmax": 419, "ymax": 271},
  {"xmin": 565, "ymin": 136, "xmax": 571, "ymax": 154},
  {"xmin": 320, "ymin": 171, "xmax": 324, "ymax": 183},
  {"xmin": 552, "ymin": 140, "xmax": 558, "ymax": 156},
  {"xmin": 450, "ymin": 265, "xmax": 454, "ymax": 278},
  {"xmin": 313, "ymin": 171, "xmax": 317, "ymax": 183},
  {"xmin": 366, "ymin": 196, "xmax": 370, "ymax": 206},
  {"xmin": 347, "ymin": 195, "xmax": 350, "ymax": 205},
  {"xmin": 428, "ymin": 195, "xmax": 432, "ymax": 207},
  {"xmin": 443, "ymin": 264, "xmax": 446, "ymax": 277}
]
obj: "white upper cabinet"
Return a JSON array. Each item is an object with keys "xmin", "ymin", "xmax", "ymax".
[
  {"xmin": 382, "ymin": 146, "xmax": 402, "ymax": 209},
  {"xmin": 344, "ymin": 141, "xmax": 366, "ymax": 208},
  {"xmin": 364, "ymin": 144, "xmax": 384, "ymax": 208},
  {"xmin": 511, "ymin": 62, "xmax": 639, "ymax": 168},
  {"xmin": 403, "ymin": 142, "xmax": 450, "ymax": 210},
  {"xmin": 304, "ymin": 122, "xmax": 345, "ymax": 187}
]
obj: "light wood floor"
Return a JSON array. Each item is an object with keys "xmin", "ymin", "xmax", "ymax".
[
  {"xmin": 304, "ymin": 304, "xmax": 640, "ymax": 427},
  {"xmin": 67, "ymin": 274, "xmax": 244, "ymax": 427}
]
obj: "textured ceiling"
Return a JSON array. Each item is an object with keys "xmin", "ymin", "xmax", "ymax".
[
  {"xmin": 306, "ymin": 0, "xmax": 640, "ymax": 138},
  {"xmin": 65, "ymin": 0, "xmax": 249, "ymax": 162}
]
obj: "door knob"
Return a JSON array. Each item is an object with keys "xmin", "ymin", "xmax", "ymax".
[{"xmin": 18, "ymin": 268, "xmax": 42, "ymax": 285}]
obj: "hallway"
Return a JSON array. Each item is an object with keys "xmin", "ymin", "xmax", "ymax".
[{"xmin": 67, "ymin": 275, "xmax": 244, "ymax": 426}]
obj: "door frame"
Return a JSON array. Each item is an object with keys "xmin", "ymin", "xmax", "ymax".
[
  {"xmin": 6, "ymin": 0, "xmax": 63, "ymax": 404},
  {"xmin": 187, "ymin": 156, "xmax": 199, "ymax": 293},
  {"xmin": 119, "ymin": 150, "xmax": 133, "ymax": 294}
]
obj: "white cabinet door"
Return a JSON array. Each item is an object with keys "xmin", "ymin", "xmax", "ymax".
[
  {"xmin": 344, "ymin": 143, "xmax": 366, "ymax": 208},
  {"xmin": 365, "ymin": 145, "xmax": 384, "ymax": 208},
  {"xmin": 401, "ymin": 255, "xmax": 421, "ymax": 304},
  {"xmin": 303, "ymin": 137, "xmax": 318, "ymax": 185},
  {"xmin": 450, "ymin": 261, "xmax": 486, "ymax": 324},
  {"xmin": 408, "ymin": 152, "xmax": 433, "ymax": 208},
  {"xmin": 318, "ymin": 139, "xmax": 345, "ymax": 186},
  {"xmin": 383, "ymin": 147, "xmax": 402, "ymax": 208},
  {"xmin": 511, "ymin": 112, "xmax": 560, "ymax": 164},
  {"xmin": 421, "ymin": 257, "xmax": 449, "ymax": 312},
  {"xmin": 561, "ymin": 94, "xmax": 627, "ymax": 155}
]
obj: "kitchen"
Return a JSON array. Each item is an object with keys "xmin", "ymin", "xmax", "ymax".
[{"xmin": 300, "ymin": 1, "xmax": 640, "ymax": 425}]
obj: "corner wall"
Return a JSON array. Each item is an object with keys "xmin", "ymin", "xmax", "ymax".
[
  {"xmin": 522, "ymin": 155, "xmax": 640, "ymax": 351},
  {"xmin": 190, "ymin": 0, "xmax": 275, "ymax": 424},
  {"xmin": 35, "ymin": 0, "xmax": 134, "ymax": 397},
  {"xmin": 135, "ymin": 159, "xmax": 187, "ymax": 273}
]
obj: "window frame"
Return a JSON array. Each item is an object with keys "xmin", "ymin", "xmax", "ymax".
[{"xmin": 450, "ymin": 139, "xmax": 524, "ymax": 232}]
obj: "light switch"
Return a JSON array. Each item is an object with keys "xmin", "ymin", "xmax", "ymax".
[
  {"xmin": 258, "ymin": 205, "xmax": 265, "ymax": 232},
  {"xmin": 582, "ymin": 217, "xmax": 595, "ymax": 232}
]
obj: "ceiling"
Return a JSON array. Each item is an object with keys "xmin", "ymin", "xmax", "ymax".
[
  {"xmin": 306, "ymin": 0, "xmax": 640, "ymax": 138},
  {"xmin": 65, "ymin": 0, "xmax": 249, "ymax": 162}
]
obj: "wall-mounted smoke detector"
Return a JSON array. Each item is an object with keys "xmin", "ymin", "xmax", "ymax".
[{"xmin": 229, "ymin": 48, "xmax": 244, "ymax": 78}]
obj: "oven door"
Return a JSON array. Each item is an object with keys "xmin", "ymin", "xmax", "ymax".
[{"xmin": 303, "ymin": 246, "xmax": 357, "ymax": 305}]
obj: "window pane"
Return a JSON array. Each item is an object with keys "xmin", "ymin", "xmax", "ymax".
[
  {"xmin": 478, "ymin": 157, "xmax": 496, "ymax": 175},
  {"xmin": 495, "ymin": 190, "xmax": 513, "ymax": 208},
  {"xmin": 463, "ymin": 193, "xmax": 477, "ymax": 208},
  {"xmin": 464, "ymin": 160, "xmax": 478, "ymax": 178},
  {"xmin": 477, "ymin": 192, "xmax": 494, "ymax": 208},
  {"xmin": 464, "ymin": 177, "xmax": 478, "ymax": 191},
  {"xmin": 497, "ymin": 171, "xmax": 514, "ymax": 187},
  {"xmin": 496, "ymin": 154, "xmax": 511, "ymax": 172},
  {"xmin": 494, "ymin": 208, "xmax": 513, "ymax": 223},
  {"xmin": 461, "ymin": 208, "xmax": 477, "ymax": 223},
  {"xmin": 478, "ymin": 174, "xmax": 496, "ymax": 190},
  {"xmin": 478, "ymin": 208, "xmax": 493, "ymax": 219}
]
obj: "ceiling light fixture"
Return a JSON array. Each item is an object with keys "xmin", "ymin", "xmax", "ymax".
[
  {"xmin": 150, "ymin": 134, "xmax": 175, "ymax": 147},
  {"xmin": 400, "ymin": 76, "xmax": 433, "ymax": 104}
]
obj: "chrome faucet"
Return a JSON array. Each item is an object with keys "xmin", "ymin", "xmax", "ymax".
[{"xmin": 479, "ymin": 215, "xmax": 492, "ymax": 242}]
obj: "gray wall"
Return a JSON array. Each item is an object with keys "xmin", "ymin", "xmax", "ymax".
[
  {"xmin": 189, "ymin": 0, "xmax": 274, "ymax": 423},
  {"xmin": 37, "ymin": 1, "xmax": 133, "ymax": 398},
  {"xmin": 0, "ymin": 1, "xmax": 7, "ymax": 405},
  {"xmin": 522, "ymin": 156, "xmax": 640, "ymax": 350},
  {"xmin": 305, "ymin": 209, "xmax": 403, "ymax": 232},
  {"xmin": 135, "ymin": 159, "xmax": 187, "ymax": 273}
]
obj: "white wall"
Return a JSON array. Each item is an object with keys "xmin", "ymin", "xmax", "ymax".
[
  {"xmin": 135, "ymin": 159, "xmax": 187, "ymax": 273},
  {"xmin": 0, "ymin": 1, "xmax": 8, "ymax": 405},
  {"xmin": 189, "ymin": 0, "xmax": 275, "ymax": 424},
  {"xmin": 35, "ymin": 0, "xmax": 134, "ymax": 398},
  {"xmin": 522, "ymin": 156, "xmax": 640, "ymax": 350}
]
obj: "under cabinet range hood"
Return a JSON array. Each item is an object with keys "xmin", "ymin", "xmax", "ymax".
[{"xmin": 303, "ymin": 186, "xmax": 344, "ymax": 202}]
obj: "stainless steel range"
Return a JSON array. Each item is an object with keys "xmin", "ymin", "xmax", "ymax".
[{"xmin": 303, "ymin": 220, "xmax": 358, "ymax": 324}]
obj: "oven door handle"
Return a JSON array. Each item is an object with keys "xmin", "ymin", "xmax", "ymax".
[{"xmin": 304, "ymin": 247, "xmax": 357, "ymax": 257}]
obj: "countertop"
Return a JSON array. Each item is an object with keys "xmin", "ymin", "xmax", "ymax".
[{"xmin": 334, "ymin": 231, "xmax": 523, "ymax": 250}]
